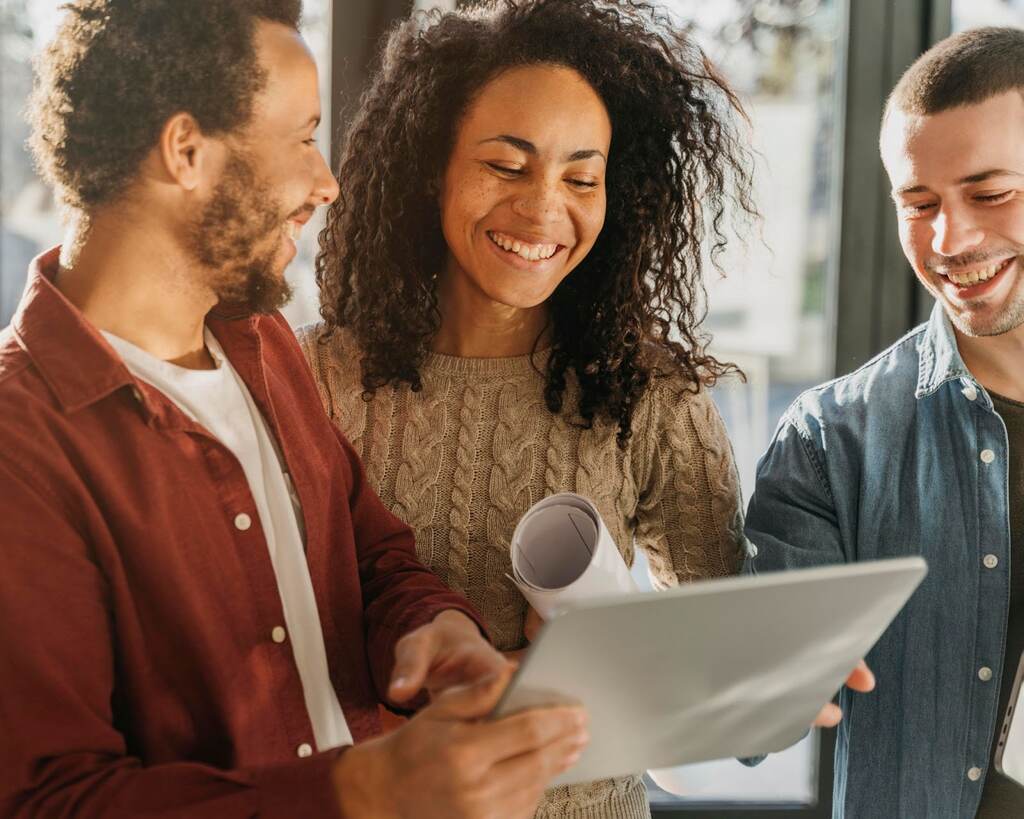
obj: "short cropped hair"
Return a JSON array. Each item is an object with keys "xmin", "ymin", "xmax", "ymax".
[
  {"xmin": 28, "ymin": 0, "xmax": 302, "ymax": 212},
  {"xmin": 886, "ymin": 26, "xmax": 1024, "ymax": 119}
]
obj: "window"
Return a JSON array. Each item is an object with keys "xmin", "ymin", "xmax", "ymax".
[
  {"xmin": 0, "ymin": 0, "xmax": 332, "ymax": 327},
  {"xmin": 952, "ymin": 0, "xmax": 1024, "ymax": 30},
  {"xmin": 1, "ymin": 1, "xmax": 62, "ymax": 323},
  {"xmin": 281, "ymin": 2, "xmax": 332, "ymax": 329},
  {"xmin": 626, "ymin": 0, "xmax": 847, "ymax": 810}
]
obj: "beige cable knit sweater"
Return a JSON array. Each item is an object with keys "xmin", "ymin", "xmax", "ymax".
[{"xmin": 297, "ymin": 324, "xmax": 746, "ymax": 819}]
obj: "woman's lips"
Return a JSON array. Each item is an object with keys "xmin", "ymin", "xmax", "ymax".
[{"xmin": 484, "ymin": 231, "xmax": 568, "ymax": 271}]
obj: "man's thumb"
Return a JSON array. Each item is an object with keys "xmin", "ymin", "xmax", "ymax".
[
  {"xmin": 388, "ymin": 629, "xmax": 435, "ymax": 703},
  {"xmin": 428, "ymin": 663, "xmax": 516, "ymax": 721}
]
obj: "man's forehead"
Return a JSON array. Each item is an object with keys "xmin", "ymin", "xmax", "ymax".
[
  {"xmin": 255, "ymin": 19, "xmax": 315, "ymax": 65},
  {"xmin": 251, "ymin": 21, "xmax": 320, "ymax": 125},
  {"xmin": 881, "ymin": 93, "xmax": 1024, "ymax": 185}
]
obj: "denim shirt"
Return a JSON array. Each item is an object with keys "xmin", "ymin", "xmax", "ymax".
[{"xmin": 744, "ymin": 302, "xmax": 1012, "ymax": 819}]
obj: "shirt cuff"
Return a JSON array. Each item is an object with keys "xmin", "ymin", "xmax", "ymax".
[{"xmin": 252, "ymin": 748, "xmax": 345, "ymax": 819}]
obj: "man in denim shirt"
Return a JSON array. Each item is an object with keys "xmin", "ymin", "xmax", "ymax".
[{"xmin": 745, "ymin": 27, "xmax": 1024, "ymax": 819}]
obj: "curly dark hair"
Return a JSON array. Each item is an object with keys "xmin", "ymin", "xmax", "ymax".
[
  {"xmin": 28, "ymin": 0, "xmax": 301, "ymax": 212},
  {"xmin": 317, "ymin": 0, "xmax": 756, "ymax": 445}
]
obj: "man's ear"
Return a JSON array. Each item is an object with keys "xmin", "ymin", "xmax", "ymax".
[{"xmin": 158, "ymin": 112, "xmax": 210, "ymax": 192}]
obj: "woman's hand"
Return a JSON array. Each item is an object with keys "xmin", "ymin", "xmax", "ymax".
[{"xmin": 502, "ymin": 606, "xmax": 544, "ymax": 664}]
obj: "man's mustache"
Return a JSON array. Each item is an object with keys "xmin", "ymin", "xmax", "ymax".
[
  {"xmin": 925, "ymin": 247, "xmax": 1022, "ymax": 276},
  {"xmin": 286, "ymin": 204, "xmax": 317, "ymax": 221}
]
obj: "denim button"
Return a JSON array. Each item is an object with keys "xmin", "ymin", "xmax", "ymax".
[
  {"xmin": 968, "ymin": 766, "xmax": 982, "ymax": 781},
  {"xmin": 984, "ymin": 554, "xmax": 999, "ymax": 569},
  {"xmin": 962, "ymin": 385, "xmax": 978, "ymax": 401},
  {"xmin": 980, "ymin": 449, "xmax": 995, "ymax": 464},
  {"xmin": 979, "ymin": 667, "xmax": 993, "ymax": 682}
]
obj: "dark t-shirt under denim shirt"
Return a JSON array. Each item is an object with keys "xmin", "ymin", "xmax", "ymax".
[
  {"xmin": 976, "ymin": 391, "xmax": 1024, "ymax": 817},
  {"xmin": 744, "ymin": 303, "xmax": 1019, "ymax": 818}
]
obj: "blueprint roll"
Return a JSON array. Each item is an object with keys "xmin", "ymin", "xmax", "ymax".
[{"xmin": 509, "ymin": 493, "xmax": 637, "ymax": 620}]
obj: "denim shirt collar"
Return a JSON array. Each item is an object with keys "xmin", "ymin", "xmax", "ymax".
[{"xmin": 915, "ymin": 301, "xmax": 974, "ymax": 400}]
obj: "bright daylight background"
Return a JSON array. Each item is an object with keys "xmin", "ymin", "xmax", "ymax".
[{"xmin": 2, "ymin": 0, "xmax": 1023, "ymax": 810}]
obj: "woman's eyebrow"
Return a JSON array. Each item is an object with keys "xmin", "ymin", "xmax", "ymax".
[{"xmin": 478, "ymin": 135, "xmax": 606, "ymax": 162}]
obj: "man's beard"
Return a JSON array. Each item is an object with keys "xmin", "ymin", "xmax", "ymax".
[{"xmin": 187, "ymin": 150, "xmax": 294, "ymax": 315}]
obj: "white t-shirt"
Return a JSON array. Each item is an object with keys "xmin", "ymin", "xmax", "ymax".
[{"xmin": 103, "ymin": 329, "xmax": 353, "ymax": 751}]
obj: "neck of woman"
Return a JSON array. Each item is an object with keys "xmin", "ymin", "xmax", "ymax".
[{"xmin": 430, "ymin": 270, "xmax": 552, "ymax": 358}]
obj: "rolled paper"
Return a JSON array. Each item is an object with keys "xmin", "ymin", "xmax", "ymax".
[
  {"xmin": 511, "ymin": 493, "xmax": 681, "ymax": 788},
  {"xmin": 510, "ymin": 493, "xmax": 637, "ymax": 620}
]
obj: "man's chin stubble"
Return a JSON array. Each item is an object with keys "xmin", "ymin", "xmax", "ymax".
[
  {"xmin": 211, "ymin": 248, "xmax": 294, "ymax": 315},
  {"xmin": 947, "ymin": 300, "xmax": 1024, "ymax": 338}
]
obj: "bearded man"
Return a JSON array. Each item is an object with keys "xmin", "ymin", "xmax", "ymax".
[{"xmin": 0, "ymin": 2, "xmax": 587, "ymax": 817}]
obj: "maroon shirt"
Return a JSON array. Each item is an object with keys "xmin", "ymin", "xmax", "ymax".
[{"xmin": 0, "ymin": 248, "xmax": 485, "ymax": 818}]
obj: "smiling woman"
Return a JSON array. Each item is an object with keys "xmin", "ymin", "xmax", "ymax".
[{"xmin": 298, "ymin": 2, "xmax": 756, "ymax": 817}]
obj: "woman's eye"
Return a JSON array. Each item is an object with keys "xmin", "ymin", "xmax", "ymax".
[
  {"xmin": 976, "ymin": 191, "xmax": 1012, "ymax": 203},
  {"xmin": 485, "ymin": 162, "xmax": 523, "ymax": 176},
  {"xmin": 567, "ymin": 178, "xmax": 599, "ymax": 189}
]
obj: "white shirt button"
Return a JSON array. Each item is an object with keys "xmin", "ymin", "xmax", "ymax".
[
  {"xmin": 297, "ymin": 743, "xmax": 313, "ymax": 758},
  {"xmin": 980, "ymin": 449, "xmax": 995, "ymax": 464},
  {"xmin": 968, "ymin": 766, "xmax": 983, "ymax": 782},
  {"xmin": 984, "ymin": 554, "xmax": 999, "ymax": 569},
  {"xmin": 979, "ymin": 666, "xmax": 993, "ymax": 682},
  {"xmin": 962, "ymin": 385, "xmax": 978, "ymax": 401},
  {"xmin": 271, "ymin": 626, "xmax": 287, "ymax": 644},
  {"xmin": 234, "ymin": 513, "xmax": 252, "ymax": 531}
]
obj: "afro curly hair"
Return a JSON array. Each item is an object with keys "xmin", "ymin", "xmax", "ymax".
[{"xmin": 28, "ymin": 0, "xmax": 302, "ymax": 212}]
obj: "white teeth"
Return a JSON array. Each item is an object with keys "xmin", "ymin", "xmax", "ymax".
[
  {"xmin": 488, "ymin": 231, "xmax": 558, "ymax": 261},
  {"xmin": 946, "ymin": 260, "xmax": 1008, "ymax": 286}
]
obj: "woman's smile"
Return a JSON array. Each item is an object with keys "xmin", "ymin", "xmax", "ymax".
[{"xmin": 484, "ymin": 229, "xmax": 569, "ymax": 271}]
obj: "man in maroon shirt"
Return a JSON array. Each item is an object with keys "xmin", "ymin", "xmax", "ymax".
[{"xmin": 0, "ymin": 2, "xmax": 588, "ymax": 817}]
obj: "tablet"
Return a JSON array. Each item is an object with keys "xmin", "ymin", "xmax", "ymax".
[
  {"xmin": 492, "ymin": 557, "xmax": 927, "ymax": 786},
  {"xmin": 994, "ymin": 650, "xmax": 1024, "ymax": 785}
]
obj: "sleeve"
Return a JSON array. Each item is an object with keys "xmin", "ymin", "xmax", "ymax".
[
  {"xmin": 0, "ymin": 460, "xmax": 347, "ymax": 819},
  {"xmin": 738, "ymin": 409, "xmax": 846, "ymax": 766},
  {"xmin": 330, "ymin": 429, "xmax": 489, "ymax": 707},
  {"xmin": 743, "ymin": 409, "xmax": 848, "ymax": 576},
  {"xmin": 632, "ymin": 382, "xmax": 746, "ymax": 588}
]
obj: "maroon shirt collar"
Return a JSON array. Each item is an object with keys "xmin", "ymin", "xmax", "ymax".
[
  {"xmin": 11, "ymin": 247, "xmax": 135, "ymax": 414},
  {"xmin": 11, "ymin": 246, "xmax": 262, "ymax": 415}
]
